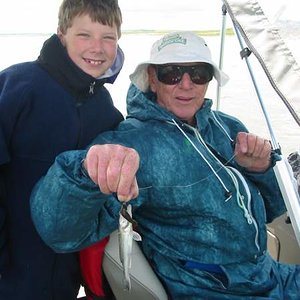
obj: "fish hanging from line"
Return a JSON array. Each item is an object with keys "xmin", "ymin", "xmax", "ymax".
[{"xmin": 118, "ymin": 203, "xmax": 142, "ymax": 291}]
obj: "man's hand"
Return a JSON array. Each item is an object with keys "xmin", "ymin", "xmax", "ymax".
[
  {"xmin": 83, "ymin": 144, "xmax": 140, "ymax": 202},
  {"xmin": 234, "ymin": 132, "xmax": 272, "ymax": 172}
]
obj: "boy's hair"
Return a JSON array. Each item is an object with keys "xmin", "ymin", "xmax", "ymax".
[{"xmin": 58, "ymin": 0, "xmax": 122, "ymax": 37}]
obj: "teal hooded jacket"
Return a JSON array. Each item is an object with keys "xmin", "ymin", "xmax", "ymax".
[{"xmin": 31, "ymin": 85, "xmax": 299, "ymax": 299}]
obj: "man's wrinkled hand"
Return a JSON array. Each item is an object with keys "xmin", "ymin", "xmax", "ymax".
[
  {"xmin": 83, "ymin": 144, "xmax": 140, "ymax": 202},
  {"xmin": 234, "ymin": 132, "xmax": 272, "ymax": 172}
]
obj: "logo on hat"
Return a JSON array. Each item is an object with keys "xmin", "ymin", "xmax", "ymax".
[{"xmin": 158, "ymin": 33, "xmax": 187, "ymax": 51}]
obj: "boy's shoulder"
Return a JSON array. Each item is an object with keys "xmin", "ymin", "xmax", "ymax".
[{"xmin": 0, "ymin": 61, "xmax": 43, "ymax": 79}]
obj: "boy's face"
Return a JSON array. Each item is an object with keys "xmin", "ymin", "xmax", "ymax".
[{"xmin": 58, "ymin": 14, "xmax": 118, "ymax": 78}]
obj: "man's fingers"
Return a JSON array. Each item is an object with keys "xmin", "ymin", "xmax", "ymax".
[
  {"xmin": 106, "ymin": 145, "xmax": 126, "ymax": 193},
  {"xmin": 235, "ymin": 132, "xmax": 248, "ymax": 154},
  {"xmin": 84, "ymin": 146, "xmax": 100, "ymax": 183},
  {"xmin": 117, "ymin": 149, "xmax": 140, "ymax": 201},
  {"xmin": 260, "ymin": 139, "xmax": 272, "ymax": 159},
  {"xmin": 234, "ymin": 132, "xmax": 272, "ymax": 171},
  {"xmin": 85, "ymin": 145, "xmax": 110, "ymax": 193},
  {"xmin": 245, "ymin": 133, "xmax": 257, "ymax": 156},
  {"xmin": 246, "ymin": 135, "xmax": 271, "ymax": 159},
  {"xmin": 236, "ymin": 132, "xmax": 270, "ymax": 157},
  {"xmin": 85, "ymin": 144, "xmax": 140, "ymax": 199},
  {"xmin": 130, "ymin": 177, "xmax": 139, "ymax": 200}
]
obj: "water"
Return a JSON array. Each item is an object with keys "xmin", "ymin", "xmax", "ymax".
[{"xmin": 0, "ymin": 33, "xmax": 299, "ymax": 156}]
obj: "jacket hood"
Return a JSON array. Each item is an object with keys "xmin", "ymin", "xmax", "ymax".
[
  {"xmin": 126, "ymin": 83, "xmax": 213, "ymax": 127},
  {"xmin": 99, "ymin": 46, "xmax": 124, "ymax": 83},
  {"xmin": 37, "ymin": 34, "xmax": 124, "ymax": 99}
]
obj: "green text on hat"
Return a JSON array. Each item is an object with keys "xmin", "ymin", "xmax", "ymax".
[{"xmin": 158, "ymin": 33, "xmax": 187, "ymax": 51}]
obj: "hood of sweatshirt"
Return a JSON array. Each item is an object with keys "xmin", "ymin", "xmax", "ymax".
[{"xmin": 37, "ymin": 34, "xmax": 124, "ymax": 100}]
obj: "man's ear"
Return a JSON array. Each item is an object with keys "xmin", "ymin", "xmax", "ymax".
[{"xmin": 148, "ymin": 66, "xmax": 157, "ymax": 93}]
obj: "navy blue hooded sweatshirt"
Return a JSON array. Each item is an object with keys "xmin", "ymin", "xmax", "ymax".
[{"xmin": 0, "ymin": 34, "xmax": 124, "ymax": 300}]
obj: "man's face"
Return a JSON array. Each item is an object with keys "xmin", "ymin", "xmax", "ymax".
[
  {"xmin": 148, "ymin": 63, "xmax": 210, "ymax": 125},
  {"xmin": 58, "ymin": 14, "xmax": 118, "ymax": 78}
]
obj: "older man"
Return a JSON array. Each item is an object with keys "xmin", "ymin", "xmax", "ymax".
[{"xmin": 31, "ymin": 31, "xmax": 299, "ymax": 299}]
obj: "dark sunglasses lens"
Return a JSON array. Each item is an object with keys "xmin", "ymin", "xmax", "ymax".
[
  {"xmin": 156, "ymin": 64, "xmax": 213, "ymax": 85},
  {"xmin": 191, "ymin": 65, "xmax": 213, "ymax": 84},
  {"xmin": 157, "ymin": 65, "xmax": 182, "ymax": 84}
]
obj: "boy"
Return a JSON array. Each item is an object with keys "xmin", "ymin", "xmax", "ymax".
[{"xmin": 0, "ymin": 0, "xmax": 123, "ymax": 299}]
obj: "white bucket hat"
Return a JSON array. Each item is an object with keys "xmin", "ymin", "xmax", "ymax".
[{"xmin": 129, "ymin": 31, "xmax": 229, "ymax": 92}]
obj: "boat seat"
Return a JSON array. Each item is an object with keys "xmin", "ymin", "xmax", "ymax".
[{"xmin": 103, "ymin": 230, "xmax": 168, "ymax": 300}]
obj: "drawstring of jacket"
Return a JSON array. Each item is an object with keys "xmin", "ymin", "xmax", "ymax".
[{"xmin": 171, "ymin": 118, "xmax": 260, "ymax": 251}]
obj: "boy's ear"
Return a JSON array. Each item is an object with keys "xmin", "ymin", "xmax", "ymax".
[{"xmin": 57, "ymin": 28, "xmax": 65, "ymax": 45}]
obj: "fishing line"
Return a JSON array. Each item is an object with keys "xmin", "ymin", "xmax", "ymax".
[{"xmin": 137, "ymin": 152, "xmax": 237, "ymax": 191}]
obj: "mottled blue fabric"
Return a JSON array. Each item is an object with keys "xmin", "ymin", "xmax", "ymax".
[{"xmin": 31, "ymin": 85, "xmax": 299, "ymax": 299}]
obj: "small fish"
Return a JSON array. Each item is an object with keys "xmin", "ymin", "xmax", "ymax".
[{"xmin": 118, "ymin": 203, "xmax": 141, "ymax": 291}]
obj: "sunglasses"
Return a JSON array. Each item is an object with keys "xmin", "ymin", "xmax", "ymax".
[{"xmin": 154, "ymin": 63, "xmax": 214, "ymax": 85}]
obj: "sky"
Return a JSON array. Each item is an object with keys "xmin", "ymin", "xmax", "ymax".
[
  {"xmin": 0, "ymin": 0, "xmax": 221, "ymax": 33},
  {"xmin": 1, "ymin": 0, "xmax": 298, "ymax": 34}
]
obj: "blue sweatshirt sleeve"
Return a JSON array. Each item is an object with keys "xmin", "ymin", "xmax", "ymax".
[
  {"xmin": 0, "ymin": 67, "xmax": 23, "ymax": 165},
  {"xmin": 30, "ymin": 150, "xmax": 121, "ymax": 253},
  {"xmin": 0, "ymin": 67, "xmax": 26, "ymax": 264}
]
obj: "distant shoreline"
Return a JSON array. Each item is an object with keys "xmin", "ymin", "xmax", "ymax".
[
  {"xmin": 122, "ymin": 28, "xmax": 234, "ymax": 36},
  {"xmin": 0, "ymin": 29, "xmax": 234, "ymax": 37}
]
